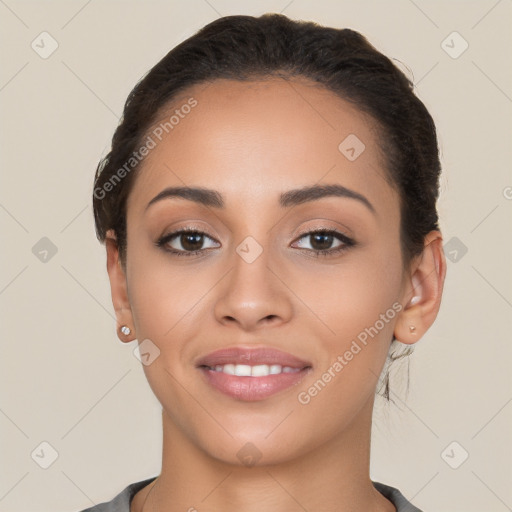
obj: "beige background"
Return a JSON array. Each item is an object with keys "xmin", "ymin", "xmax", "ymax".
[{"xmin": 1, "ymin": 1, "xmax": 511, "ymax": 511}]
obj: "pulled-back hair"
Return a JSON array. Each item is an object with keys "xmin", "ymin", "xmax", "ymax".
[{"xmin": 92, "ymin": 13, "xmax": 442, "ymax": 401}]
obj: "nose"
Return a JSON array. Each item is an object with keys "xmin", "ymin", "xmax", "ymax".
[{"xmin": 213, "ymin": 242, "xmax": 294, "ymax": 332}]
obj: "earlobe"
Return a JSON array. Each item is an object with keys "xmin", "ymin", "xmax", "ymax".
[
  {"xmin": 105, "ymin": 229, "xmax": 136, "ymax": 343},
  {"xmin": 394, "ymin": 231, "xmax": 447, "ymax": 344}
]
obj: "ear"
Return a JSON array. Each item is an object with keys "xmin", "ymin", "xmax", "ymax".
[
  {"xmin": 394, "ymin": 230, "xmax": 447, "ymax": 344},
  {"xmin": 105, "ymin": 229, "xmax": 136, "ymax": 343}
]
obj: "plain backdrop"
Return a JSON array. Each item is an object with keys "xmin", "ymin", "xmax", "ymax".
[{"xmin": 1, "ymin": 1, "xmax": 511, "ymax": 511}]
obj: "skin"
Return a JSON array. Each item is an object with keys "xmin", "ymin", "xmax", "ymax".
[{"xmin": 105, "ymin": 77, "xmax": 446, "ymax": 512}]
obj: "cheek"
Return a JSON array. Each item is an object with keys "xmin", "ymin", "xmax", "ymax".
[
  {"xmin": 125, "ymin": 252, "xmax": 223, "ymax": 400},
  {"xmin": 125, "ymin": 260, "xmax": 207, "ymax": 423},
  {"xmin": 291, "ymin": 259, "xmax": 403, "ymax": 434},
  {"xmin": 287, "ymin": 242, "xmax": 403, "ymax": 345},
  {"xmin": 127, "ymin": 251, "xmax": 214, "ymax": 338},
  {"xmin": 291, "ymin": 242, "xmax": 403, "ymax": 398}
]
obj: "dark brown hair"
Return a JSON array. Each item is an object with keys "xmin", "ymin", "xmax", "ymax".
[{"xmin": 92, "ymin": 13, "xmax": 442, "ymax": 402}]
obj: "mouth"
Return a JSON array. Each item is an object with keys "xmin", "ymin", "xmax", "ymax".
[{"xmin": 195, "ymin": 346, "xmax": 312, "ymax": 401}]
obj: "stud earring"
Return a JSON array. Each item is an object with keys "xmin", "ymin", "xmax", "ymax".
[
  {"xmin": 410, "ymin": 296, "xmax": 420, "ymax": 305},
  {"xmin": 120, "ymin": 325, "xmax": 131, "ymax": 336},
  {"xmin": 409, "ymin": 325, "xmax": 416, "ymax": 333}
]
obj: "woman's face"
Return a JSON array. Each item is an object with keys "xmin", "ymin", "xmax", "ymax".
[{"xmin": 116, "ymin": 78, "xmax": 415, "ymax": 464}]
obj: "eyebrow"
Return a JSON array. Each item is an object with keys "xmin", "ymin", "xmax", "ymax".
[{"xmin": 145, "ymin": 184, "xmax": 376, "ymax": 215}]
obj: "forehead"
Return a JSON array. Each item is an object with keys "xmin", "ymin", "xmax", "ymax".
[{"xmin": 127, "ymin": 77, "xmax": 396, "ymax": 216}]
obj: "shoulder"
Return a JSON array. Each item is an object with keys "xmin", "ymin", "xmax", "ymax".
[
  {"xmin": 372, "ymin": 480, "xmax": 424, "ymax": 512},
  {"xmin": 74, "ymin": 476, "xmax": 158, "ymax": 512}
]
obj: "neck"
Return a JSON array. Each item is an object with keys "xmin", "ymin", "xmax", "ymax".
[{"xmin": 137, "ymin": 394, "xmax": 395, "ymax": 512}]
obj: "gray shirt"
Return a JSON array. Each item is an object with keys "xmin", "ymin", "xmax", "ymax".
[{"xmin": 76, "ymin": 477, "xmax": 423, "ymax": 511}]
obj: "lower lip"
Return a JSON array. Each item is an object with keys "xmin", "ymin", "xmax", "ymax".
[{"xmin": 198, "ymin": 367, "xmax": 311, "ymax": 401}]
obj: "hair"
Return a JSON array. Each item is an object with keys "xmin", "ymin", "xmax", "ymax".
[{"xmin": 92, "ymin": 13, "xmax": 442, "ymax": 402}]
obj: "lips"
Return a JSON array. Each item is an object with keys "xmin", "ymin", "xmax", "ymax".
[
  {"xmin": 195, "ymin": 346, "xmax": 312, "ymax": 370},
  {"xmin": 195, "ymin": 346, "xmax": 313, "ymax": 401}
]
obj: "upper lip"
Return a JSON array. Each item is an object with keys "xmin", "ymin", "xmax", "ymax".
[{"xmin": 196, "ymin": 346, "xmax": 312, "ymax": 369}]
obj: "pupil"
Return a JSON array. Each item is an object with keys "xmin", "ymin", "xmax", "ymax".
[
  {"xmin": 182, "ymin": 233, "xmax": 203, "ymax": 251},
  {"xmin": 311, "ymin": 233, "xmax": 332, "ymax": 250},
  {"xmin": 178, "ymin": 233, "xmax": 334, "ymax": 252}
]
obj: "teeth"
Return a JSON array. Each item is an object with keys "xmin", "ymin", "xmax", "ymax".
[
  {"xmin": 209, "ymin": 363, "xmax": 301, "ymax": 376},
  {"xmin": 234, "ymin": 364, "xmax": 252, "ymax": 376},
  {"xmin": 269, "ymin": 364, "xmax": 282, "ymax": 375},
  {"xmin": 251, "ymin": 364, "xmax": 269, "ymax": 377},
  {"xmin": 222, "ymin": 364, "xmax": 236, "ymax": 375}
]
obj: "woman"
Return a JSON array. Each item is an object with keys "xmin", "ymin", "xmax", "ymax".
[{"xmin": 84, "ymin": 13, "xmax": 446, "ymax": 512}]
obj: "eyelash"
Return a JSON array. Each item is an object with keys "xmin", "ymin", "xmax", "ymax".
[{"xmin": 155, "ymin": 227, "xmax": 356, "ymax": 258}]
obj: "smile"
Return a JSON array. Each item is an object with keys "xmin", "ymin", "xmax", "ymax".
[
  {"xmin": 206, "ymin": 363, "xmax": 302, "ymax": 376},
  {"xmin": 198, "ymin": 365, "xmax": 311, "ymax": 401}
]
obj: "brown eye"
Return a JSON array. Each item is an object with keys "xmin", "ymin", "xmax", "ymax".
[
  {"xmin": 292, "ymin": 229, "xmax": 356, "ymax": 257},
  {"xmin": 309, "ymin": 232, "xmax": 335, "ymax": 251},
  {"xmin": 178, "ymin": 232, "xmax": 205, "ymax": 251},
  {"xmin": 156, "ymin": 229, "xmax": 220, "ymax": 256}
]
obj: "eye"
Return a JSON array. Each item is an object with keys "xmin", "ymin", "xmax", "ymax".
[
  {"xmin": 156, "ymin": 227, "xmax": 356, "ymax": 258},
  {"xmin": 156, "ymin": 228, "xmax": 220, "ymax": 256},
  {"xmin": 291, "ymin": 229, "xmax": 355, "ymax": 257}
]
